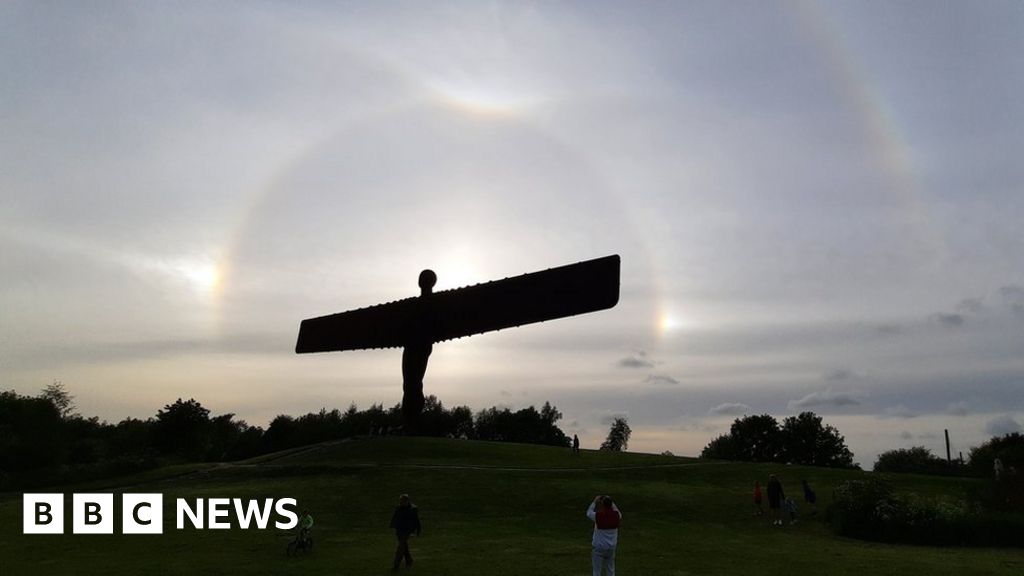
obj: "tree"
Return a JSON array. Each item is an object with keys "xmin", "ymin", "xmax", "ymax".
[
  {"xmin": 419, "ymin": 395, "xmax": 451, "ymax": 437},
  {"xmin": 449, "ymin": 405, "xmax": 474, "ymax": 439},
  {"xmin": 700, "ymin": 432, "xmax": 741, "ymax": 460},
  {"xmin": 700, "ymin": 414, "xmax": 780, "ymax": 461},
  {"xmin": 778, "ymin": 411, "xmax": 855, "ymax": 468},
  {"xmin": 968, "ymin": 432, "xmax": 1024, "ymax": 478},
  {"xmin": 109, "ymin": 417, "xmax": 155, "ymax": 455},
  {"xmin": 473, "ymin": 404, "xmax": 571, "ymax": 447},
  {"xmin": 474, "ymin": 406, "xmax": 514, "ymax": 442},
  {"xmin": 731, "ymin": 414, "xmax": 781, "ymax": 462},
  {"xmin": 600, "ymin": 417, "xmax": 631, "ymax": 452},
  {"xmin": 0, "ymin": 390, "xmax": 65, "ymax": 474},
  {"xmin": 874, "ymin": 446, "xmax": 953, "ymax": 475},
  {"xmin": 153, "ymin": 398, "xmax": 212, "ymax": 460},
  {"xmin": 41, "ymin": 381, "xmax": 75, "ymax": 419},
  {"xmin": 262, "ymin": 414, "xmax": 298, "ymax": 453},
  {"xmin": 540, "ymin": 402, "xmax": 562, "ymax": 425},
  {"xmin": 701, "ymin": 411, "xmax": 855, "ymax": 468}
]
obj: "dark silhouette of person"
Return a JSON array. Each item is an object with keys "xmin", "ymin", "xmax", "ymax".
[
  {"xmin": 801, "ymin": 479, "xmax": 817, "ymax": 515},
  {"xmin": 767, "ymin": 474, "xmax": 785, "ymax": 526},
  {"xmin": 390, "ymin": 493, "xmax": 421, "ymax": 570},
  {"xmin": 573, "ymin": 434, "xmax": 580, "ymax": 455},
  {"xmin": 401, "ymin": 270, "xmax": 436, "ymax": 429}
]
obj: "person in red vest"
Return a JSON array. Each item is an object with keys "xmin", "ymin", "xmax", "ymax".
[{"xmin": 586, "ymin": 494, "xmax": 622, "ymax": 576}]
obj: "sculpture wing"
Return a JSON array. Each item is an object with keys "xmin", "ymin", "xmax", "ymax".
[{"xmin": 295, "ymin": 254, "xmax": 620, "ymax": 353}]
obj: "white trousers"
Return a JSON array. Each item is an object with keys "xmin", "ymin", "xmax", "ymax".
[{"xmin": 592, "ymin": 545, "xmax": 616, "ymax": 576}]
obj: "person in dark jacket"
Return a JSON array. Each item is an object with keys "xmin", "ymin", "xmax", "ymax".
[
  {"xmin": 766, "ymin": 474, "xmax": 785, "ymax": 526},
  {"xmin": 390, "ymin": 494, "xmax": 421, "ymax": 570},
  {"xmin": 801, "ymin": 479, "xmax": 817, "ymax": 515}
]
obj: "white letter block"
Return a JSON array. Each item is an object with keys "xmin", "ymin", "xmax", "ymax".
[
  {"xmin": 122, "ymin": 494, "xmax": 163, "ymax": 534},
  {"xmin": 73, "ymin": 493, "xmax": 114, "ymax": 534},
  {"xmin": 23, "ymin": 493, "xmax": 63, "ymax": 534}
]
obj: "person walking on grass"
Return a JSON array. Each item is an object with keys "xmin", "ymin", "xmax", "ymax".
[
  {"xmin": 573, "ymin": 434, "xmax": 581, "ymax": 455},
  {"xmin": 766, "ymin": 474, "xmax": 785, "ymax": 526},
  {"xmin": 587, "ymin": 494, "xmax": 621, "ymax": 576},
  {"xmin": 298, "ymin": 509, "xmax": 314, "ymax": 545},
  {"xmin": 801, "ymin": 479, "xmax": 817, "ymax": 515},
  {"xmin": 753, "ymin": 480, "xmax": 764, "ymax": 516},
  {"xmin": 784, "ymin": 497, "xmax": 798, "ymax": 524},
  {"xmin": 390, "ymin": 494, "xmax": 421, "ymax": 571}
]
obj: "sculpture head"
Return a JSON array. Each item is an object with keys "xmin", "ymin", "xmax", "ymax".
[{"xmin": 418, "ymin": 269, "xmax": 437, "ymax": 295}]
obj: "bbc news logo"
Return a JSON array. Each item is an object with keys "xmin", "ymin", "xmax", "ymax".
[{"xmin": 24, "ymin": 494, "xmax": 299, "ymax": 534}]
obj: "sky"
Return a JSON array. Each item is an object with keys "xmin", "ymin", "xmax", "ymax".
[{"xmin": 2, "ymin": 1, "xmax": 1023, "ymax": 467}]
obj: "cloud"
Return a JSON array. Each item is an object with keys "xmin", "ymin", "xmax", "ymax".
[
  {"xmin": 644, "ymin": 374, "xmax": 680, "ymax": 386},
  {"xmin": 881, "ymin": 405, "xmax": 918, "ymax": 419},
  {"xmin": 825, "ymin": 368, "xmax": 861, "ymax": 381},
  {"xmin": 875, "ymin": 324, "xmax": 903, "ymax": 336},
  {"xmin": 708, "ymin": 402, "xmax": 752, "ymax": 416},
  {"xmin": 931, "ymin": 313, "xmax": 966, "ymax": 327},
  {"xmin": 499, "ymin": 390, "xmax": 513, "ymax": 397},
  {"xmin": 1000, "ymin": 285, "xmax": 1024, "ymax": 316},
  {"xmin": 12, "ymin": 332, "xmax": 290, "ymax": 368},
  {"xmin": 899, "ymin": 431, "xmax": 913, "ymax": 440},
  {"xmin": 946, "ymin": 401, "xmax": 970, "ymax": 416},
  {"xmin": 985, "ymin": 415, "xmax": 1022, "ymax": 436},
  {"xmin": 956, "ymin": 298, "xmax": 984, "ymax": 314},
  {"xmin": 677, "ymin": 420, "xmax": 718, "ymax": 433},
  {"xmin": 599, "ymin": 412, "xmax": 629, "ymax": 426},
  {"xmin": 1000, "ymin": 284, "xmax": 1024, "ymax": 302},
  {"xmin": 617, "ymin": 351, "xmax": 655, "ymax": 369},
  {"xmin": 788, "ymin": 390, "xmax": 861, "ymax": 410}
]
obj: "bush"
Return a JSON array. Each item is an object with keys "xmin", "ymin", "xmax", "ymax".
[
  {"xmin": 827, "ymin": 478, "xmax": 1024, "ymax": 547},
  {"xmin": 972, "ymin": 473, "xmax": 1024, "ymax": 514},
  {"xmin": 968, "ymin": 432, "xmax": 1024, "ymax": 478},
  {"xmin": 826, "ymin": 478, "xmax": 895, "ymax": 540}
]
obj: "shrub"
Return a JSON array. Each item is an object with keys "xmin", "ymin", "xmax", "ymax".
[
  {"xmin": 874, "ymin": 446, "xmax": 966, "ymax": 476},
  {"xmin": 826, "ymin": 478, "xmax": 895, "ymax": 540},
  {"xmin": 827, "ymin": 478, "xmax": 1024, "ymax": 547},
  {"xmin": 968, "ymin": 432, "xmax": 1024, "ymax": 478}
]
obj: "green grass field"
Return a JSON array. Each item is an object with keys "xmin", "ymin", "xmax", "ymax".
[{"xmin": 1, "ymin": 437, "xmax": 1020, "ymax": 575}]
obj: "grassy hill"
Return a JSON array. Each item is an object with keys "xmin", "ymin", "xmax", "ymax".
[{"xmin": 1, "ymin": 437, "xmax": 1020, "ymax": 575}]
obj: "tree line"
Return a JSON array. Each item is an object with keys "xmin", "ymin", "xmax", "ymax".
[
  {"xmin": 0, "ymin": 383, "xmax": 572, "ymax": 489},
  {"xmin": 874, "ymin": 434, "xmax": 1024, "ymax": 479},
  {"xmin": 702, "ymin": 410, "xmax": 1023, "ymax": 479},
  {"xmin": 700, "ymin": 412, "xmax": 857, "ymax": 468}
]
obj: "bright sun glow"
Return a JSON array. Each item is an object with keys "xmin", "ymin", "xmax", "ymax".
[
  {"xmin": 660, "ymin": 314, "xmax": 678, "ymax": 333},
  {"xmin": 429, "ymin": 78, "xmax": 536, "ymax": 117},
  {"xmin": 658, "ymin": 309, "xmax": 698, "ymax": 335},
  {"xmin": 168, "ymin": 258, "xmax": 221, "ymax": 295},
  {"xmin": 432, "ymin": 244, "xmax": 490, "ymax": 291}
]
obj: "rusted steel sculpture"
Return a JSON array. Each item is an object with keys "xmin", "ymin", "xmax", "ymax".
[{"xmin": 296, "ymin": 255, "xmax": 620, "ymax": 427}]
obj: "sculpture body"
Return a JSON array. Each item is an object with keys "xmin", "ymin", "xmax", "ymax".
[{"xmin": 296, "ymin": 255, "xmax": 620, "ymax": 427}]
